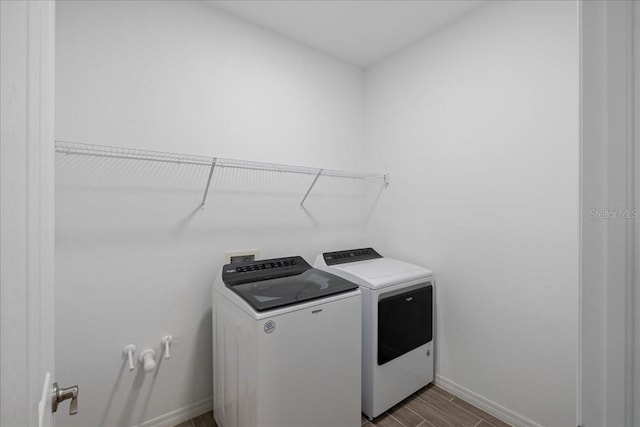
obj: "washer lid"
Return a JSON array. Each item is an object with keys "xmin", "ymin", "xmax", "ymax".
[
  {"xmin": 222, "ymin": 256, "xmax": 358, "ymax": 312},
  {"xmin": 328, "ymin": 258, "xmax": 432, "ymax": 289}
]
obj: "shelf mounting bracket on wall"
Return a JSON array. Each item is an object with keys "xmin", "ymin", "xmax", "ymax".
[
  {"xmin": 299, "ymin": 169, "xmax": 323, "ymax": 209},
  {"xmin": 200, "ymin": 158, "xmax": 217, "ymax": 209}
]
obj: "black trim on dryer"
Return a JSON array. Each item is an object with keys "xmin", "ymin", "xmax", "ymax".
[{"xmin": 377, "ymin": 282, "xmax": 433, "ymax": 365}]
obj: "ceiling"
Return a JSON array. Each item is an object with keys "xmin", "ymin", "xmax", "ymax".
[{"xmin": 208, "ymin": 0, "xmax": 485, "ymax": 68}]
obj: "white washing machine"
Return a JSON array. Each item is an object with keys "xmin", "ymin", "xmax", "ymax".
[
  {"xmin": 314, "ymin": 248, "xmax": 434, "ymax": 420},
  {"xmin": 212, "ymin": 255, "xmax": 362, "ymax": 427}
]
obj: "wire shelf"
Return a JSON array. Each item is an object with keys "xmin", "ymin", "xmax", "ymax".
[
  {"xmin": 55, "ymin": 140, "xmax": 388, "ymax": 208},
  {"xmin": 56, "ymin": 140, "xmax": 213, "ymax": 166}
]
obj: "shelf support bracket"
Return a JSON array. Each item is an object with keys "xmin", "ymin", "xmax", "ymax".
[
  {"xmin": 300, "ymin": 169, "xmax": 323, "ymax": 209},
  {"xmin": 200, "ymin": 158, "xmax": 217, "ymax": 209},
  {"xmin": 384, "ymin": 174, "xmax": 390, "ymax": 187}
]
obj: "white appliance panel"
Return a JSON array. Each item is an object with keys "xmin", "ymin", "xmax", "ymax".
[
  {"xmin": 213, "ymin": 269, "xmax": 361, "ymax": 427},
  {"xmin": 315, "ymin": 255, "xmax": 432, "ymax": 289},
  {"xmin": 256, "ymin": 296, "xmax": 361, "ymax": 426},
  {"xmin": 369, "ymin": 284, "xmax": 434, "ymax": 417},
  {"xmin": 314, "ymin": 250, "xmax": 434, "ymax": 419}
]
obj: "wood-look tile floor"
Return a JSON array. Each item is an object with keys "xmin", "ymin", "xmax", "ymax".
[
  {"xmin": 362, "ymin": 384, "xmax": 511, "ymax": 427},
  {"xmin": 173, "ymin": 384, "xmax": 512, "ymax": 427},
  {"xmin": 173, "ymin": 411, "xmax": 216, "ymax": 427}
]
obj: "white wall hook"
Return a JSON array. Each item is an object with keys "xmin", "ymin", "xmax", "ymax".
[
  {"xmin": 161, "ymin": 335, "xmax": 173, "ymax": 359},
  {"xmin": 122, "ymin": 344, "xmax": 137, "ymax": 372},
  {"xmin": 139, "ymin": 349, "xmax": 157, "ymax": 373}
]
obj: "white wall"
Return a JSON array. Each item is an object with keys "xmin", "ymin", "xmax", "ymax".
[
  {"xmin": 55, "ymin": 2, "xmax": 369, "ymax": 427},
  {"xmin": 364, "ymin": 2, "xmax": 579, "ymax": 426}
]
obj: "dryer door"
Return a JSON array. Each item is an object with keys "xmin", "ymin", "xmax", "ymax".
[{"xmin": 378, "ymin": 283, "xmax": 433, "ymax": 365}]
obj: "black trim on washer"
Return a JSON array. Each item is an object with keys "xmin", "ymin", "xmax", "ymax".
[{"xmin": 222, "ymin": 256, "xmax": 358, "ymax": 312}]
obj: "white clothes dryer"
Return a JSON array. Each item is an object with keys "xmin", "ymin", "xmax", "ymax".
[{"xmin": 314, "ymin": 248, "xmax": 434, "ymax": 420}]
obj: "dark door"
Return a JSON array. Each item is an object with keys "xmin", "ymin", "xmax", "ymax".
[{"xmin": 378, "ymin": 283, "xmax": 433, "ymax": 365}]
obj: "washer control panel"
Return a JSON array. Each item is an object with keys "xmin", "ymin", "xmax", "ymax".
[{"xmin": 222, "ymin": 256, "xmax": 310, "ymax": 285}]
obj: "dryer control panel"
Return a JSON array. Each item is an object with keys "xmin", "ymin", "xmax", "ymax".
[{"xmin": 323, "ymin": 248, "xmax": 382, "ymax": 265}]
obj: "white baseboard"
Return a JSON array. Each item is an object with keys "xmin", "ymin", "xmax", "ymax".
[
  {"xmin": 435, "ymin": 375, "xmax": 542, "ymax": 427},
  {"xmin": 132, "ymin": 396, "xmax": 213, "ymax": 427},
  {"xmin": 131, "ymin": 378, "xmax": 538, "ymax": 427}
]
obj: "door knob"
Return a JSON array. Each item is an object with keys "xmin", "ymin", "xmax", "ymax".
[{"xmin": 52, "ymin": 382, "xmax": 79, "ymax": 415}]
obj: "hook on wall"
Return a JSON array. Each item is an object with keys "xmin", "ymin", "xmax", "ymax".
[
  {"xmin": 122, "ymin": 344, "xmax": 136, "ymax": 371},
  {"xmin": 161, "ymin": 335, "xmax": 173, "ymax": 359}
]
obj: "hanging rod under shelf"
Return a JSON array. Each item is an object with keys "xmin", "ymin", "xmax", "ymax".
[{"xmin": 55, "ymin": 140, "xmax": 389, "ymax": 208}]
